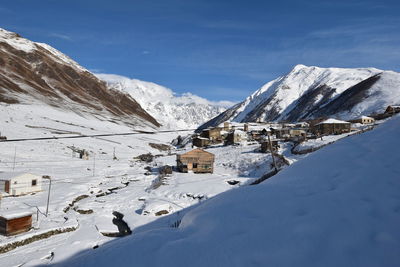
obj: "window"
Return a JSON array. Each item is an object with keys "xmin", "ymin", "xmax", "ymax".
[
  {"xmin": 193, "ymin": 163, "xmax": 198, "ymax": 168},
  {"xmin": 32, "ymin": 179, "xmax": 37, "ymax": 186}
]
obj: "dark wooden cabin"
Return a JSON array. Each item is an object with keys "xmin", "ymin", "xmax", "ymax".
[
  {"xmin": 192, "ymin": 137, "xmax": 211, "ymax": 148},
  {"xmin": 0, "ymin": 211, "xmax": 33, "ymax": 236}
]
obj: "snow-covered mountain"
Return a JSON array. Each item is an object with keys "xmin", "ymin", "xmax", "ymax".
[
  {"xmin": 96, "ymin": 74, "xmax": 232, "ymax": 129},
  {"xmin": 199, "ymin": 65, "xmax": 400, "ymax": 130},
  {"xmin": 0, "ymin": 28, "xmax": 159, "ymax": 128}
]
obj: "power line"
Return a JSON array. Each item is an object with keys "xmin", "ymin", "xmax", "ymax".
[{"xmin": 0, "ymin": 128, "xmax": 196, "ymax": 143}]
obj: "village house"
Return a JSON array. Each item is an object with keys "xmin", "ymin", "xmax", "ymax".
[
  {"xmin": 311, "ymin": 118, "xmax": 351, "ymax": 135},
  {"xmin": 271, "ymin": 128, "xmax": 291, "ymax": 139},
  {"xmin": 192, "ymin": 136, "xmax": 211, "ymax": 148},
  {"xmin": 0, "ymin": 210, "xmax": 33, "ymax": 236},
  {"xmin": 260, "ymin": 140, "xmax": 280, "ymax": 153},
  {"xmin": 248, "ymin": 129, "xmax": 268, "ymax": 142},
  {"xmin": 384, "ymin": 105, "xmax": 400, "ymax": 115},
  {"xmin": 288, "ymin": 128, "xmax": 307, "ymax": 142},
  {"xmin": 0, "ymin": 172, "xmax": 42, "ymax": 196},
  {"xmin": 200, "ymin": 127, "xmax": 223, "ymax": 143},
  {"xmin": 349, "ymin": 116, "xmax": 375, "ymax": 124},
  {"xmin": 224, "ymin": 130, "xmax": 247, "ymax": 146},
  {"xmin": 176, "ymin": 148, "xmax": 215, "ymax": 174},
  {"xmin": 289, "ymin": 128, "xmax": 307, "ymax": 137}
]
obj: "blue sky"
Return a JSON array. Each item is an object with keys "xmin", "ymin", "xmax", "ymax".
[{"xmin": 1, "ymin": 0, "xmax": 399, "ymax": 102}]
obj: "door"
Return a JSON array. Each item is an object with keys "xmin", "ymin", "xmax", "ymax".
[{"xmin": 5, "ymin": 181, "xmax": 10, "ymax": 193}]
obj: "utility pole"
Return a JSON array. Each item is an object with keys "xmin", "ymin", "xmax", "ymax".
[
  {"xmin": 267, "ymin": 132, "xmax": 278, "ymax": 172},
  {"xmin": 12, "ymin": 147, "xmax": 16, "ymax": 171},
  {"xmin": 93, "ymin": 153, "xmax": 96, "ymax": 177},
  {"xmin": 113, "ymin": 147, "xmax": 116, "ymax": 160},
  {"xmin": 44, "ymin": 176, "xmax": 52, "ymax": 217}
]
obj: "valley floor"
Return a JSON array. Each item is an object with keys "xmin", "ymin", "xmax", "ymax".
[{"xmin": 0, "ymin": 104, "xmax": 302, "ymax": 266}]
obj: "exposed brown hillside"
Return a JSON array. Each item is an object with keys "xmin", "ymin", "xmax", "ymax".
[{"xmin": 0, "ymin": 29, "xmax": 159, "ymax": 127}]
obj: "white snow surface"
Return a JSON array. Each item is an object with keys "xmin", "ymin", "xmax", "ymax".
[
  {"xmin": 96, "ymin": 74, "xmax": 234, "ymax": 130},
  {"xmin": 316, "ymin": 118, "xmax": 350, "ymax": 125},
  {"xmin": 60, "ymin": 115, "xmax": 400, "ymax": 267}
]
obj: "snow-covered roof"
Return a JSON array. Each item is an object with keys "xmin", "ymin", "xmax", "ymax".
[
  {"xmin": 0, "ymin": 172, "xmax": 31, "ymax": 181},
  {"xmin": 316, "ymin": 118, "xmax": 350, "ymax": 125},
  {"xmin": 360, "ymin": 116, "xmax": 374, "ymax": 119},
  {"xmin": 0, "ymin": 210, "xmax": 33, "ymax": 220},
  {"xmin": 194, "ymin": 137, "xmax": 209, "ymax": 140}
]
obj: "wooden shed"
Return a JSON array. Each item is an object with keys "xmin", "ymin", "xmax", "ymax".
[
  {"xmin": 0, "ymin": 172, "xmax": 42, "ymax": 196},
  {"xmin": 311, "ymin": 118, "xmax": 351, "ymax": 135},
  {"xmin": 0, "ymin": 211, "xmax": 33, "ymax": 236},
  {"xmin": 176, "ymin": 148, "xmax": 215, "ymax": 174}
]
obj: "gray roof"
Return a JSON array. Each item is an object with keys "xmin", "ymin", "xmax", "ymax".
[{"xmin": 0, "ymin": 172, "xmax": 34, "ymax": 180}]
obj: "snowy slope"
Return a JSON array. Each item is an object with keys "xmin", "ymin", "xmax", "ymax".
[
  {"xmin": 198, "ymin": 65, "xmax": 400, "ymax": 130},
  {"xmin": 96, "ymin": 74, "xmax": 232, "ymax": 129},
  {"xmin": 60, "ymin": 115, "xmax": 400, "ymax": 267}
]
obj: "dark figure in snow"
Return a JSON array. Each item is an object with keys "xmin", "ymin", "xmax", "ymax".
[{"xmin": 112, "ymin": 211, "xmax": 132, "ymax": 236}]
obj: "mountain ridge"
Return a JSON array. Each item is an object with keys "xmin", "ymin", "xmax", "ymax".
[
  {"xmin": 97, "ymin": 73, "xmax": 233, "ymax": 129},
  {"xmin": 198, "ymin": 64, "xmax": 400, "ymax": 130}
]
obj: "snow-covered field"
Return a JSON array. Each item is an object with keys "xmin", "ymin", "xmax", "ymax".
[
  {"xmin": 59, "ymin": 114, "xmax": 400, "ymax": 267},
  {"xmin": 0, "ymin": 103, "xmax": 287, "ymax": 266}
]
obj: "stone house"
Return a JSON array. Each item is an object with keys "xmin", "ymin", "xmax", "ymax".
[
  {"xmin": 311, "ymin": 118, "xmax": 351, "ymax": 135},
  {"xmin": 224, "ymin": 130, "xmax": 247, "ymax": 146},
  {"xmin": 200, "ymin": 127, "xmax": 222, "ymax": 143}
]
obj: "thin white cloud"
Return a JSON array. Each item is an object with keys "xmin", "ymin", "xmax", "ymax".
[{"xmin": 49, "ymin": 33, "xmax": 72, "ymax": 41}]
